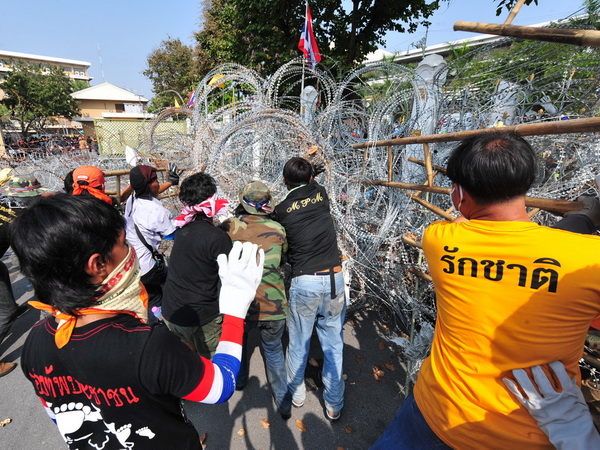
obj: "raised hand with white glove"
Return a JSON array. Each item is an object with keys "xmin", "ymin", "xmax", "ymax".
[
  {"xmin": 503, "ymin": 360, "xmax": 600, "ymax": 450},
  {"xmin": 217, "ymin": 241, "xmax": 264, "ymax": 319}
]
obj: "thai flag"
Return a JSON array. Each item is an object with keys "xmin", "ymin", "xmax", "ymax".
[
  {"xmin": 298, "ymin": 3, "xmax": 321, "ymax": 69},
  {"xmin": 187, "ymin": 89, "xmax": 196, "ymax": 108}
]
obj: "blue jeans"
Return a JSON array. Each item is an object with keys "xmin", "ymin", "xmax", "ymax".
[
  {"xmin": 370, "ymin": 393, "xmax": 452, "ymax": 449},
  {"xmin": 237, "ymin": 319, "xmax": 287, "ymax": 410},
  {"xmin": 285, "ymin": 272, "xmax": 346, "ymax": 413}
]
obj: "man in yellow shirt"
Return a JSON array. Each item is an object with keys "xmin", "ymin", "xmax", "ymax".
[{"xmin": 372, "ymin": 132, "xmax": 600, "ymax": 449}]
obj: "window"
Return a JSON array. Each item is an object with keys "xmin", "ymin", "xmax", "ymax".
[{"xmin": 115, "ymin": 103, "xmax": 125, "ymax": 112}]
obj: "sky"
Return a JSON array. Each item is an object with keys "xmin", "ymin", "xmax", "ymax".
[{"xmin": 0, "ymin": 0, "xmax": 587, "ymax": 100}]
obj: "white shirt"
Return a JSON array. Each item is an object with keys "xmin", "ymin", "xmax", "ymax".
[{"xmin": 124, "ymin": 196, "xmax": 176, "ymax": 275}]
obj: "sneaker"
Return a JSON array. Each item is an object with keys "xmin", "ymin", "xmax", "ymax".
[
  {"xmin": 0, "ymin": 362, "xmax": 17, "ymax": 378},
  {"xmin": 292, "ymin": 399, "xmax": 304, "ymax": 408},
  {"xmin": 325, "ymin": 408, "xmax": 340, "ymax": 421}
]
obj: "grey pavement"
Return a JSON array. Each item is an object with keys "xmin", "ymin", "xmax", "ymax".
[{"xmin": 0, "ymin": 248, "xmax": 408, "ymax": 449}]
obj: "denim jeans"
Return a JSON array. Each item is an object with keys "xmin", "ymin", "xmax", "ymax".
[
  {"xmin": 285, "ymin": 272, "xmax": 346, "ymax": 413},
  {"xmin": 370, "ymin": 393, "xmax": 452, "ymax": 449},
  {"xmin": 237, "ymin": 319, "xmax": 287, "ymax": 410}
]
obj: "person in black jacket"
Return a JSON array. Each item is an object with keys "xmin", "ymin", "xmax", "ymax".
[
  {"xmin": 272, "ymin": 157, "xmax": 346, "ymax": 421},
  {"xmin": 161, "ymin": 172, "xmax": 232, "ymax": 359}
]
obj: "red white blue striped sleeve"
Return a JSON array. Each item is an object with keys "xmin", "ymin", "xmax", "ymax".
[{"xmin": 182, "ymin": 315, "xmax": 244, "ymax": 404}]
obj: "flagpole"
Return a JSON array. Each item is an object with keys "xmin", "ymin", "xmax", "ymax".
[{"xmin": 300, "ymin": 1, "xmax": 307, "ymax": 112}]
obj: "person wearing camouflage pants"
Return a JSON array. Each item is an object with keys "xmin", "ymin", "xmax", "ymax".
[{"xmin": 224, "ymin": 181, "xmax": 289, "ymax": 418}]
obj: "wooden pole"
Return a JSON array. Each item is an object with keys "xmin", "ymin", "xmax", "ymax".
[
  {"xmin": 364, "ymin": 179, "xmax": 584, "ymax": 214},
  {"xmin": 414, "ymin": 170, "xmax": 440, "ymax": 197},
  {"xmin": 454, "ymin": 21, "xmax": 600, "ymax": 48},
  {"xmin": 353, "ymin": 117, "xmax": 600, "ymax": 149},
  {"xmin": 409, "ymin": 193, "xmax": 456, "ymax": 221},
  {"xmin": 423, "ymin": 143, "xmax": 434, "ymax": 188},
  {"xmin": 408, "ymin": 267, "xmax": 433, "ymax": 282},
  {"xmin": 504, "ymin": 0, "xmax": 527, "ymax": 25},
  {"xmin": 402, "ymin": 236, "xmax": 422, "ymax": 249},
  {"xmin": 115, "ymin": 174, "xmax": 121, "ymax": 204},
  {"xmin": 408, "ymin": 157, "xmax": 447, "ymax": 174},
  {"xmin": 387, "ymin": 146, "xmax": 393, "ymax": 182},
  {"xmin": 361, "ymin": 148, "xmax": 369, "ymax": 179}
]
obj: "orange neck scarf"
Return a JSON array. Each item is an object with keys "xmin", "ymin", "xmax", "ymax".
[
  {"xmin": 29, "ymin": 246, "xmax": 148, "ymax": 348},
  {"xmin": 72, "ymin": 184, "xmax": 113, "ymax": 206}
]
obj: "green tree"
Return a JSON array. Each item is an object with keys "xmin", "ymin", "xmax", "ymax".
[
  {"xmin": 143, "ymin": 37, "xmax": 198, "ymax": 109},
  {"xmin": 0, "ymin": 65, "xmax": 79, "ymax": 137},
  {"xmin": 71, "ymin": 80, "xmax": 90, "ymax": 92},
  {"xmin": 494, "ymin": 0, "xmax": 538, "ymax": 16},
  {"xmin": 195, "ymin": 0, "xmax": 449, "ymax": 76}
]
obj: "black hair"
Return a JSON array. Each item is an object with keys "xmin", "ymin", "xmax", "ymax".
[
  {"xmin": 446, "ymin": 132, "xmax": 537, "ymax": 204},
  {"xmin": 10, "ymin": 194, "xmax": 124, "ymax": 315},
  {"xmin": 63, "ymin": 170, "xmax": 74, "ymax": 194},
  {"xmin": 179, "ymin": 172, "xmax": 217, "ymax": 206},
  {"xmin": 283, "ymin": 157, "xmax": 312, "ymax": 188}
]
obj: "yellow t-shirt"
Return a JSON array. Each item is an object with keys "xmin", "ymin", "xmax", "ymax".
[{"xmin": 415, "ymin": 220, "xmax": 600, "ymax": 449}]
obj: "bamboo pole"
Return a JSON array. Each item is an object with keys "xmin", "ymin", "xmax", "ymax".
[
  {"xmin": 364, "ymin": 179, "xmax": 584, "ymax": 214},
  {"xmin": 504, "ymin": 0, "xmax": 527, "ymax": 25},
  {"xmin": 387, "ymin": 146, "xmax": 393, "ymax": 182},
  {"xmin": 408, "ymin": 267, "xmax": 433, "ymax": 282},
  {"xmin": 423, "ymin": 143, "xmax": 434, "ymax": 188},
  {"xmin": 353, "ymin": 117, "xmax": 600, "ymax": 149},
  {"xmin": 115, "ymin": 174, "xmax": 121, "ymax": 204},
  {"xmin": 408, "ymin": 157, "xmax": 447, "ymax": 174},
  {"xmin": 408, "ymin": 192, "xmax": 456, "ymax": 221},
  {"xmin": 454, "ymin": 21, "xmax": 600, "ymax": 48},
  {"xmin": 361, "ymin": 148, "xmax": 369, "ymax": 179},
  {"xmin": 414, "ymin": 170, "xmax": 440, "ymax": 197},
  {"xmin": 402, "ymin": 236, "xmax": 422, "ymax": 249}
]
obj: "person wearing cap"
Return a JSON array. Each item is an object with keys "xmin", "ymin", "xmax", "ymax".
[
  {"xmin": 272, "ymin": 157, "xmax": 346, "ymax": 422},
  {"xmin": 222, "ymin": 181, "xmax": 289, "ymax": 418},
  {"xmin": 161, "ymin": 172, "xmax": 233, "ymax": 359},
  {"xmin": 12, "ymin": 194, "xmax": 264, "ymax": 449},
  {"xmin": 0, "ymin": 175, "xmax": 41, "ymax": 377},
  {"xmin": 124, "ymin": 164, "xmax": 180, "ymax": 323},
  {"xmin": 71, "ymin": 165, "xmax": 115, "ymax": 206}
]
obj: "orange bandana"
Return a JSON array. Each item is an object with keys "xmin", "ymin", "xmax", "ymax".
[
  {"xmin": 72, "ymin": 184, "xmax": 114, "ymax": 205},
  {"xmin": 72, "ymin": 166, "xmax": 113, "ymax": 205},
  {"xmin": 29, "ymin": 246, "xmax": 148, "ymax": 348}
]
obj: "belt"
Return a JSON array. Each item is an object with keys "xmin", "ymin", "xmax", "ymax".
[{"xmin": 313, "ymin": 265, "xmax": 342, "ymax": 275}]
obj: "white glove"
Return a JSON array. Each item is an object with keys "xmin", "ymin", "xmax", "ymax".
[
  {"xmin": 503, "ymin": 360, "xmax": 600, "ymax": 450},
  {"xmin": 217, "ymin": 241, "xmax": 264, "ymax": 319}
]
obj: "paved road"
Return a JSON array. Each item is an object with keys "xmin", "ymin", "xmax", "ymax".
[{"xmin": 0, "ymin": 248, "xmax": 408, "ymax": 449}]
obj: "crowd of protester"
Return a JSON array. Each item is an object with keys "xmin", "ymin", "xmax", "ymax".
[{"xmin": 0, "ymin": 135, "xmax": 599, "ymax": 448}]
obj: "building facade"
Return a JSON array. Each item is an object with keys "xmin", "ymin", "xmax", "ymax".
[{"xmin": 0, "ymin": 50, "xmax": 92, "ymax": 84}]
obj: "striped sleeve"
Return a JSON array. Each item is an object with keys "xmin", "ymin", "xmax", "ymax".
[{"xmin": 182, "ymin": 315, "xmax": 244, "ymax": 403}]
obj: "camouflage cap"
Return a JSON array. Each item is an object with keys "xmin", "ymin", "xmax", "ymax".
[
  {"xmin": 2, "ymin": 176, "xmax": 43, "ymax": 197},
  {"xmin": 239, "ymin": 181, "xmax": 274, "ymax": 215}
]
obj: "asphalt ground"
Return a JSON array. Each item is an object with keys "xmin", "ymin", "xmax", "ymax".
[{"xmin": 0, "ymin": 248, "xmax": 408, "ymax": 449}]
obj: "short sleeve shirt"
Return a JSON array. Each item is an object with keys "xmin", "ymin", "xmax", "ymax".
[
  {"xmin": 21, "ymin": 315, "xmax": 204, "ymax": 449},
  {"xmin": 124, "ymin": 196, "xmax": 176, "ymax": 275},
  {"xmin": 415, "ymin": 220, "xmax": 600, "ymax": 448}
]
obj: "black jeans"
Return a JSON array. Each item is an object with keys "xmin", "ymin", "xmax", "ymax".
[
  {"xmin": 0, "ymin": 261, "xmax": 17, "ymax": 344},
  {"xmin": 141, "ymin": 263, "xmax": 167, "ymax": 324}
]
